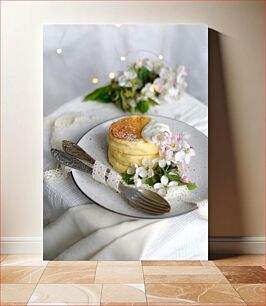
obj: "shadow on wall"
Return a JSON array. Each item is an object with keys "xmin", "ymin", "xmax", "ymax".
[{"xmin": 208, "ymin": 29, "xmax": 243, "ymax": 254}]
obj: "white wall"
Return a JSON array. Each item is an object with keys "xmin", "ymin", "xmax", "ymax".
[{"xmin": 1, "ymin": 1, "xmax": 265, "ymax": 253}]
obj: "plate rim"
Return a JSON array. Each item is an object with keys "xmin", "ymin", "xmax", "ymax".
[{"xmin": 71, "ymin": 114, "xmax": 207, "ymax": 219}]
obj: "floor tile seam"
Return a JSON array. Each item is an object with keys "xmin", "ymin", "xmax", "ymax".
[
  {"xmin": 219, "ymin": 281, "xmax": 247, "ymax": 304},
  {"xmin": 140, "ymin": 260, "xmax": 148, "ymax": 305},
  {"xmin": 142, "ymin": 282, "xmax": 245, "ymax": 285},
  {"xmin": 145, "ymin": 303, "xmax": 248, "ymax": 305},
  {"xmin": 37, "ymin": 281, "xmax": 97, "ymax": 284},
  {"xmin": 141, "ymin": 262, "xmax": 205, "ymax": 267},
  {"xmin": 26, "ymin": 264, "xmax": 47, "ymax": 305},
  {"xmin": 95, "ymin": 260, "xmax": 99, "ymax": 287},
  {"xmin": 229, "ymin": 282, "xmax": 266, "ymax": 304},
  {"xmin": 142, "ymin": 276, "xmax": 231, "ymax": 283},
  {"xmin": 38, "ymin": 264, "xmax": 97, "ymax": 284},
  {"xmin": 216, "ymin": 266, "xmax": 266, "ymax": 269},
  {"xmin": 98, "ymin": 258, "xmax": 103, "ymax": 306}
]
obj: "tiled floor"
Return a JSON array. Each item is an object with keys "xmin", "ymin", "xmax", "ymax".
[{"xmin": 0, "ymin": 254, "xmax": 265, "ymax": 305}]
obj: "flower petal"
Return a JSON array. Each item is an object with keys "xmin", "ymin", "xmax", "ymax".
[
  {"xmin": 139, "ymin": 169, "xmax": 147, "ymax": 178},
  {"xmin": 184, "ymin": 154, "xmax": 191, "ymax": 164},
  {"xmin": 190, "ymin": 148, "xmax": 196, "ymax": 156},
  {"xmin": 135, "ymin": 167, "xmax": 142, "ymax": 175},
  {"xmin": 169, "ymin": 181, "xmax": 179, "ymax": 187},
  {"xmin": 159, "ymin": 159, "xmax": 167, "ymax": 168},
  {"xmin": 181, "ymin": 175, "xmax": 189, "ymax": 183},
  {"xmin": 152, "ymin": 158, "xmax": 159, "ymax": 166},
  {"xmin": 147, "ymin": 169, "xmax": 154, "ymax": 178},
  {"xmin": 157, "ymin": 188, "xmax": 167, "ymax": 196},
  {"xmin": 174, "ymin": 150, "xmax": 184, "ymax": 162},
  {"xmin": 127, "ymin": 168, "xmax": 134, "ymax": 175},
  {"xmin": 134, "ymin": 178, "xmax": 142, "ymax": 188},
  {"xmin": 161, "ymin": 175, "xmax": 169, "ymax": 186},
  {"xmin": 154, "ymin": 183, "xmax": 162, "ymax": 189},
  {"xmin": 142, "ymin": 158, "xmax": 149, "ymax": 167},
  {"xmin": 182, "ymin": 141, "xmax": 190, "ymax": 149}
]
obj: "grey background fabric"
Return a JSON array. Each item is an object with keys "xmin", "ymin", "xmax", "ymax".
[{"xmin": 43, "ymin": 24, "xmax": 208, "ymax": 115}]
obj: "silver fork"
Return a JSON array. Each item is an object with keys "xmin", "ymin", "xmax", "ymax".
[{"xmin": 51, "ymin": 148, "xmax": 171, "ymax": 215}]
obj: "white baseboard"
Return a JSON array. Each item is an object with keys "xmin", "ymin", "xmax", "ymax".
[
  {"xmin": 1, "ymin": 236, "xmax": 265, "ymax": 255},
  {"xmin": 1, "ymin": 237, "xmax": 43, "ymax": 254}
]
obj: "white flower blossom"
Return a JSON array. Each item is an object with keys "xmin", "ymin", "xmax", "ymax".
[
  {"xmin": 123, "ymin": 121, "xmax": 195, "ymax": 195},
  {"xmin": 134, "ymin": 176, "xmax": 142, "ymax": 188},
  {"xmin": 135, "ymin": 58, "xmax": 164, "ymax": 74},
  {"xmin": 153, "ymin": 152, "xmax": 172, "ymax": 168},
  {"xmin": 127, "ymin": 163, "xmax": 138, "ymax": 175},
  {"xmin": 174, "ymin": 141, "xmax": 196, "ymax": 165},
  {"xmin": 152, "ymin": 64, "xmax": 188, "ymax": 102},
  {"xmin": 117, "ymin": 70, "xmax": 137, "ymax": 87},
  {"xmin": 154, "ymin": 175, "xmax": 179, "ymax": 196},
  {"xmin": 134, "ymin": 159, "xmax": 154, "ymax": 180},
  {"xmin": 128, "ymin": 159, "xmax": 155, "ymax": 188},
  {"xmin": 140, "ymin": 83, "xmax": 160, "ymax": 104},
  {"xmin": 158, "ymin": 159, "xmax": 167, "ymax": 168},
  {"xmin": 124, "ymin": 70, "xmax": 137, "ymax": 79},
  {"xmin": 114, "ymin": 59, "xmax": 187, "ymax": 108}
]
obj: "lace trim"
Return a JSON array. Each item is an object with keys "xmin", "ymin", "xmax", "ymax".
[
  {"xmin": 141, "ymin": 184, "xmax": 190, "ymax": 200},
  {"xmin": 92, "ymin": 160, "xmax": 121, "ymax": 192},
  {"xmin": 92, "ymin": 160, "xmax": 108, "ymax": 185},
  {"xmin": 44, "ymin": 166, "xmax": 71, "ymax": 185},
  {"xmin": 107, "ymin": 170, "xmax": 121, "ymax": 192},
  {"xmin": 166, "ymin": 185, "xmax": 191, "ymax": 200},
  {"xmin": 142, "ymin": 183, "xmax": 207, "ymax": 207}
]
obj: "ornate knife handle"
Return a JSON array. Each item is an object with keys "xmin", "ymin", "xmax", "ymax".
[
  {"xmin": 51, "ymin": 148, "xmax": 122, "ymax": 192},
  {"xmin": 51, "ymin": 148, "xmax": 92, "ymax": 175},
  {"xmin": 62, "ymin": 140, "xmax": 111, "ymax": 180},
  {"xmin": 62, "ymin": 140, "xmax": 95, "ymax": 167}
]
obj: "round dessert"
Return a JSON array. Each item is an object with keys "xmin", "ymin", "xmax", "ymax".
[{"xmin": 108, "ymin": 116, "xmax": 159, "ymax": 173}]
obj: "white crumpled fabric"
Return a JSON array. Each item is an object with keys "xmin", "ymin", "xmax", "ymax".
[{"xmin": 43, "ymin": 93, "xmax": 208, "ymax": 260}]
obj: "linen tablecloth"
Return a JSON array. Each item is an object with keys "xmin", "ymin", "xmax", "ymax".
[{"xmin": 43, "ymin": 93, "xmax": 208, "ymax": 260}]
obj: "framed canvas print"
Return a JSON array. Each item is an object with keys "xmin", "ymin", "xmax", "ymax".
[{"xmin": 43, "ymin": 24, "xmax": 208, "ymax": 260}]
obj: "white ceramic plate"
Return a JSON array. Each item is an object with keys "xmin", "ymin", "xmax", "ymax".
[{"xmin": 72, "ymin": 115, "xmax": 208, "ymax": 219}]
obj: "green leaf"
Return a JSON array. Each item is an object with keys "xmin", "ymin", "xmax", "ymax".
[
  {"xmin": 122, "ymin": 173, "xmax": 134, "ymax": 185},
  {"xmin": 145, "ymin": 177, "xmax": 155, "ymax": 186},
  {"xmin": 83, "ymin": 85, "xmax": 112, "ymax": 103},
  {"xmin": 155, "ymin": 165, "xmax": 164, "ymax": 176},
  {"xmin": 167, "ymin": 173, "xmax": 180, "ymax": 182},
  {"xmin": 147, "ymin": 97, "xmax": 159, "ymax": 105},
  {"xmin": 136, "ymin": 66, "xmax": 150, "ymax": 84},
  {"xmin": 136, "ymin": 66, "xmax": 159, "ymax": 85},
  {"xmin": 137, "ymin": 100, "xmax": 150, "ymax": 113},
  {"xmin": 110, "ymin": 90, "xmax": 120, "ymax": 102},
  {"xmin": 186, "ymin": 182, "xmax": 197, "ymax": 190},
  {"xmin": 120, "ymin": 90, "xmax": 128, "ymax": 111}
]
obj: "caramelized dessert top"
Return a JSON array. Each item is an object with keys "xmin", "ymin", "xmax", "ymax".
[{"xmin": 109, "ymin": 116, "xmax": 152, "ymax": 141}]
